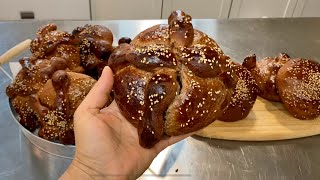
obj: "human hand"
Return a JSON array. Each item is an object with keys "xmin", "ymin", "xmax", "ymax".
[{"xmin": 60, "ymin": 66, "xmax": 193, "ymax": 180}]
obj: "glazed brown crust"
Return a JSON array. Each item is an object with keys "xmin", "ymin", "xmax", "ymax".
[
  {"xmin": 139, "ymin": 69, "xmax": 179, "ymax": 148},
  {"xmin": 276, "ymin": 59, "xmax": 320, "ymax": 119},
  {"xmin": 49, "ymin": 44, "xmax": 84, "ymax": 73},
  {"xmin": 26, "ymin": 71, "xmax": 72, "ymax": 143},
  {"xmin": 9, "ymin": 69, "xmax": 96, "ymax": 144},
  {"xmin": 6, "ymin": 57, "xmax": 68, "ymax": 98},
  {"xmin": 179, "ymin": 44, "xmax": 227, "ymax": 78},
  {"xmin": 12, "ymin": 96, "xmax": 38, "ymax": 132},
  {"xmin": 131, "ymin": 24, "xmax": 170, "ymax": 47},
  {"xmin": 38, "ymin": 72, "xmax": 97, "ymax": 116},
  {"xmin": 168, "ymin": 10, "xmax": 194, "ymax": 47},
  {"xmin": 219, "ymin": 62, "xmax": 258, "ymax": 122},
  {"xmin": 243, "ymin": 53, "xmax": 290, "ymax": 102},
  {"xmin": 165, "ymin": 66, "xmax": 228, "ymax": 135},
  {"xmin": 73, "ymin": 24, "xmax": 114, "ymax": 79},
  {"xmin": 36, "ymin": 71, "xmax": 96, "ymax": 144},
  {"xmin": 131, "ymin": 24, "xmax": 223, "ymax": 55},
  {"xmin": 128, "ymin": 44, "xmax": 177, "ymax": 72},
  {"xmin": 30, "ymin": 24, "xmax": 83, "ymax": 73},
  {"xmin": 109, "ymin": 10, "xmax": 248, "ymax": 148},
  {"xmin": 8, "ymin": 23, "xmax": 115, "ymax": 145}
]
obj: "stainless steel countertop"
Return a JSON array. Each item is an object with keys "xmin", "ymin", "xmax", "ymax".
[{"xmin": 1, "ymin": 18, "xmax": 320, "ymax": 180}]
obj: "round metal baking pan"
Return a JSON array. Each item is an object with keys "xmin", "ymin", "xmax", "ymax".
[{"xmin": 8, "ymin": 97, "xmax": 75, "ymax": 159}]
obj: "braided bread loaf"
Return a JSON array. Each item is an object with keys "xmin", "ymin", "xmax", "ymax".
[
  {"xmin": 7, "ymin": 55, "xmax": 96, "ymax": 144},
  {"xmin": 30, "ymin": 24, "xmax": 84, "ymax": 73},
  {"xmin": 72, "ymin": 24, "xmax": 114, "ymax": 79},
  {"xmin": 243, "ymin": 53, "xmax": 320, "ymax": 120},
  {"xmin": 7, "ymin": 23, "xmax": 114, "ymax": 144},
  {"xmin": 30, "ymin": 24, "xmax": 114, "ymax": 79},
  {"xmin": 109, "ymin": 10, "xmax": 258, "ymax": 148},
  {"xmin": 277, "ymin": 58, "xmax": 320, "ymax": 119},
  {"xmin": 34, "ymin": 71, "xmax": 96, "ymax": 144},
  {"xmin": 7, "ymin": 56, "xmax": 69, "ymax": 132},
  {"xmin": 243, "ymin": 53, "xmax": 290, "ymax": 102}
]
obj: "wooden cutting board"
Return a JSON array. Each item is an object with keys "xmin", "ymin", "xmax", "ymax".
[{"xmin": 196, "ymin": 97, "xmax": 320, "ymax": 141}]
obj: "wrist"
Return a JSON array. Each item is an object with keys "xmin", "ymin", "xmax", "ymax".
[
  {"xmin": 60, "ymin": 159, "xmax": 110, "ymax": 180},
  {"xmin": 60, "ymin": 158, "xmax": 132, "ymax": 180}
]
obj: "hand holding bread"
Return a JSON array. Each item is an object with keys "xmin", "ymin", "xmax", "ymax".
[{"xmin": 4, "ymin": 10, "xmax": 320, "ymax": 149}]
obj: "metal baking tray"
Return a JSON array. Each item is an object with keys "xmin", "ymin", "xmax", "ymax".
[{"xmin": 8, "ymin": 97, "xmax": 75, "ymax": 159}]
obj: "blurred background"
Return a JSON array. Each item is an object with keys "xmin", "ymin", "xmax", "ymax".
[{"xmin": 0, "ymin": 0, "xmax": 319, "ymax": 21}]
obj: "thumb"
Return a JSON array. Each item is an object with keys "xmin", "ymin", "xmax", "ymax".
[{"xmin": 78, "ymin": 66, "xmax": 114, "ymax": 113}]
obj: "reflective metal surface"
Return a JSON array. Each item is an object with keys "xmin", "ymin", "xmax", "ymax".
[
  {"xmin": 8, "ymin": 99, "xmax": 75, "ymax": 159},
  {"xmin": 1, "ymin": 19, "xmax": 320, "ymax": 180}
]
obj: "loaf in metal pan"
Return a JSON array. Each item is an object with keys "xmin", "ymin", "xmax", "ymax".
[
  {"xmin": 6, "ymin": 23, "xmax": 115, "ymax": 145},
  {"xmin": 7, "ymin": 56, "xmax": 96, "ymax": 144}
]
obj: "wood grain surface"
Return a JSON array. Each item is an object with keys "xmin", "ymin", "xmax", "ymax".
[{"xmin": 196, "ymin": 97, "xmax": 320, "ymax": 141}]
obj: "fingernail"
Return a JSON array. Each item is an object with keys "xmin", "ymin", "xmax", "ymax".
[{"xmin": 102, "ymin": 66, "xmax": 111, "ymax": 74}]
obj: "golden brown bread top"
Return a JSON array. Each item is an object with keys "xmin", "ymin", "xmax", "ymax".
[
  {"xmin": 164, "ymin": 66, "xmax": 228, "ymax": 136},
  {"xmin": 128, "ymin": 44, "xmax": 177, "ymax": 71},
  {"xmin": 73, "ymin": 24, "xmax": 113, "ymax": 46},
  {"xmin": 12, "ymin": 96, "xmax": 38, "ymax": 132},
  {"xmin": 28, "ymin": 71, "xmax": 71, "ymax": 127},
  {"xmin": 26, "ymin": 71, "xmax": 96, "ymax": 144},
  {"xmin": 73, "ymin": 24, "xmax": 114, "ymax": 78},
  {"xmin": 168, "ymin": 10, "xmax": 194, "ymax": 47},
  {"xmin": 138, "ymin": 68, "xmax": 179, "ymax": 147},
  {"xmin": 6, "ymin": 56, "xmax": 68, "ymax": 98},
  {"xmin": 276, "ymin": 58, "xmax": 320, "ymax": 119},
  {"xmin": 30, "ymin": 23, "xmax": 115, "ymax": 77},
  {"xmin": 130, "ymin": 24, "xmax": 226, "ymax": 76},
  {"xmin": 243, "ymin": 53, "xmax": 290, "ymax": 102},
  {"xmin": 30, "ymin": 24, "xmax": 83, "ymax": 73},
  {"xmin": 179, "ymin": 44, "xmax": 228, "ymax": 78},
  {"xmin": 8, "ymin": 23, "xmax": 116, "ymax": 144},
  {"xmin": 219, "ymin": 62, "xmax": 258, "ymax": 122},
  {"xmin": 30, "ymin": 24, "xmax": 74, "ymax": 58},
  {"xmin": 131, "ymin": 25, "xmax": 170, "ymax": 47},
  {"xmin": 36, "ymin": 71, "xmax": 95, "ymax": 144},
  {"xmin": 49, "ymin": 44, "xmax": 84, "ymax": 73},
  {"xmin": 38, "ymin": 72, "xmax": 96, "ymax": 115},
  {"xmin": 113, "ymin": 66, "xmax": 152, "ymax": 130},
  {"xmin": 9, "ymin": 70, "xmax": 96, "ymax": 145},
  {"xmin": 109, "ymin": 10, "xmax": 249, "ymax": 148}
]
